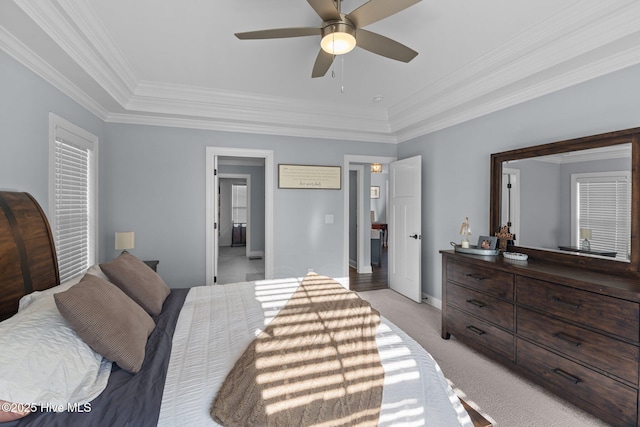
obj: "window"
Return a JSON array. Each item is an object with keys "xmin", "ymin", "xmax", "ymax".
[
  {"xmin": 232, "ymin": 184, "xmax": 247, "ymax": 224},
  {"xmin": 49, "ymin": 114, "xmax": 98, "ymax": 282},
  {"xmin": 572, "ymin": 171, "xmax": 631, "ymax": 261}
]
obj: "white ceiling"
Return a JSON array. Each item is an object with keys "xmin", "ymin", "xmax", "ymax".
[{"xmin": 1, "ymin": 0, "xmax": 640, "ymax": 143}]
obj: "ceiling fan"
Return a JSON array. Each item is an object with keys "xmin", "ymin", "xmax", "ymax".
[{"xmin": 235, "ymin": 0, "xmax": 421, "ymax": 78}]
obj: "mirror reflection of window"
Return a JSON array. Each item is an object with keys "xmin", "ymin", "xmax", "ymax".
[
  {"xmin": 572, "ymin": 171, "xmax": 631, "ymax": 261},
  {"xmin": 502, "ymin": 143, "xmax": 631, "ymax": 262}
]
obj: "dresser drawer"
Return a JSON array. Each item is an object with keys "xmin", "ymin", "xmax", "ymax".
[
  {"xmin": 518, "ymin": 308, "xmax": 639, "ymax": 384},
  {"xmin": 447, "ymin": 259, "xmax": 514, "ymax": 300},
  {"xmin": 447, "ymin": 306, "xmax": 514, "ymax": 361},
  {"xmin": 517, "ymin": 276, "xmax": 639, "ymax": 342},
  {"xmin": 517, "ymin": 338, "xmax": 637, "ymax": 427},
  {"xmin": 447, "ymin": 282, "xmax": 514, "ymax": 330}
]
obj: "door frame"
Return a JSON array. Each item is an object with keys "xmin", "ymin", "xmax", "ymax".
[
  {"xmin": 206, "ymin": 147, "xmax": 274, "ymax": 285},
  {"xmin": 343, "ymin": 154, "xmax": 396, "ymax": 278}
]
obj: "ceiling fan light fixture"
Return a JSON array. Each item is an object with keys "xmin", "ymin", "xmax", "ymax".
[{"xmin": 320, "ymin": 22, "xmax": 356, "ymax": 55}]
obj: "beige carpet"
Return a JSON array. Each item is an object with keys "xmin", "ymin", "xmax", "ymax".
[{"xmin": 357, "ymin": 289, "xmax": 611, "ymax": 427}]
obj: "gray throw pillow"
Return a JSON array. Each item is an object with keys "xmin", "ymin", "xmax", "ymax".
[
  {"xmin": 54, "ymin": 274, "xmax": 155, "ymax": 373},
  {"xmin": 100, "ymin": 252, "xmax": 170, "ymax": 316}
]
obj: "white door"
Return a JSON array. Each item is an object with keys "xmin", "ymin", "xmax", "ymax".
[{"xmin": 389, "ymin": 156, "xmax": 422, "ymax": 302}]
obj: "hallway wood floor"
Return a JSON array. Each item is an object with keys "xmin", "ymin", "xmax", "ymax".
[{"xmin": 349, "ymin": 247, "xmax": 388, "ymax": 292}]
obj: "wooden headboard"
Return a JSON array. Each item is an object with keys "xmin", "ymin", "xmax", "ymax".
[{"xmin": 0, "ymin": 191, "xmax": 60, "ymax": 320}]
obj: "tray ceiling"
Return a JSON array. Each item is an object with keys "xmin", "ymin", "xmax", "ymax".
[{"xmin": 1, "ymin": 0, "xmax": 640, "ymax": 143}]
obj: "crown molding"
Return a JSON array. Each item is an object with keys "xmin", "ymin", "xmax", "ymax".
[
  {"xmin": 3, "ymin": 0, "xmax": 640, "ymax": 144},
  {"xmin": 15, "ymin": 0, "xmax": 136, "ymax": 107},
  {"xmin": 105, "ymin": 112, "xmax": 398, "ymax": 144},
  {"xmin": 390, "ymin": 0, "xmax": 640, "ymax": 142},
  {"xmin": 0, "ymin": 25, "xmax": 109, "ymax": 120}
]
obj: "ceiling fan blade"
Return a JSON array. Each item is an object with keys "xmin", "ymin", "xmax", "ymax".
[
  {"xmin": 235, "ymin": 27, "xmax": 321, "ymax": 40},
  {"xmin": 307, "ymin": 0, "xmax": 340, "ymax": 21},
  {"xmin": 356, "ymin": 29, "xmax": 418, "ymax": 62},
  {"xmin": 312, "ymin": 49, "xmax": 334, "ymax": 78},
  {"xmin": 347, "ymin": 0, "xmax": 421, "ymax": 28}
]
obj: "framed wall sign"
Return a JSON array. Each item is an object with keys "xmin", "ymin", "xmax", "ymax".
[
  {"xmin": 278, "ymin": 164, "xmax": 341, "ymax": 189},
  {"xmin": 370, "ymin": 186, "xmax": 380, "ymax": 199}
]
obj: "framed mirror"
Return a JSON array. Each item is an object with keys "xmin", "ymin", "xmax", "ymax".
[{"xmin": 490, "ymin": 127, "xmax": 640, "ymax": 274}]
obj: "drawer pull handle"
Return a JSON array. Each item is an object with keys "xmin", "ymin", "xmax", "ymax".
[
  {"xmin": 552, "ymin": 368, "xmax": 582, "ymax": 384},
  {"xmin": 552, "ymin": 332, "xmax": 582, "ymax": 347},
  {"xmin": 466, "ymin": 273, "xmax": 486, "ymax": 281},
  {"xmin": 466, "ymin": 325, "xmax": 486, "ymax": 335},
  {"xmin": 551, "ymin": 296, "xmax": 581, "ymax": 309},
  {"xmin": 466, "ymin": 299, "xmax": 486, "ymax": 308}
]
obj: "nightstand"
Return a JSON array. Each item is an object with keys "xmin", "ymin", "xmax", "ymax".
[{"xmin": 143, "ymin": 260, "xmax": 159, "ymax": 272}]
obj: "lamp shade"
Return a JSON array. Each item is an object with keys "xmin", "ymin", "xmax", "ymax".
[
  {"xmin": 580, "ymin": 228, "xmax": 592, "ymax": 239},
  {"xmin": 115, "ymin": 231, "xmax": 135, "ymax": 251}
]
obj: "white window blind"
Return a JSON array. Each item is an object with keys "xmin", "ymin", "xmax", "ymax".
[
  {"xmin": 573, "ymin": 172, "xmax": 631, "ymax": 261},
  {"xmin": 232, "ymin": 184, "xmax": 247, "ymax": 224},
  {"xmin": 49, "ymin": 114, "xmax": 97, "ymax": 282}
]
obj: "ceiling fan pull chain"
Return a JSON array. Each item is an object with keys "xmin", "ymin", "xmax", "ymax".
[{"xmin": 341, "ymin": 55, "xmax": 345, "ymax": 93}]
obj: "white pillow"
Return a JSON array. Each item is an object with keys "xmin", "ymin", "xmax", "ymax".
[
  {"xmin": 0, "ymin": 290, "xmax": 112, "ymax": 408},
  {"xmin": 18, "ymin": 265, "xmax": 111, "ymax": 311}
]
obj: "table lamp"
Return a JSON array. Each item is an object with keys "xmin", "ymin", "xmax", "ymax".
[
  {"xmin": 115, "ymin": 231, "xmax": 135, "ymax": 254},
  {"xmin": 580, "ymin": 228, "xmax": 592, "ymax": 251}
]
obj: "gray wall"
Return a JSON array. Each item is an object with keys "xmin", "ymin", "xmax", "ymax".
[
  {"xmin": 370, "ymin": 171, "xmax": 388, "ymax": 223},
  {"xmin": 514, "ymin": 159, "xmax": 562, "ymax": 249},
  {"xmin": 0, "ymin": 51, "xmax": 105, "ymax": 214},
  {"xmin": 5, "ymin": 47, "xmax": 640, "ymax": 295},
  {"xmin": 101, "ymin": 127, "xmax": 395, "ymax": 287},
  {"xmin": 398, "ymin": 63, "xmax": 640, "ymax": 301}
]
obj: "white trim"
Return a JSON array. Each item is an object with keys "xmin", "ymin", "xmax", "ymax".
[
  {"xmin": 349, "ymin": 165, "xmax": 371, "ymax": 275},
  {"xmin": 5, "ymin": 1, "xmax": 640, "ymax": 143},
  {"xmin": 206, "ymin": 147, "xmax": 273, "ymax": 286},
  {"xmin": 422, "ymin": 293, "xmax": 442, "ymax": 310}
]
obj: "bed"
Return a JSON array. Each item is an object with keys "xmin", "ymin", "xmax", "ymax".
[{"xmin": 0, "ymin": 191, "xmax": 486, "ymax": 426}]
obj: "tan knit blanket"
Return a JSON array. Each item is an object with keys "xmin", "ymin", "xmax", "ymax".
[{"xmin": 211, "ymin": 273, "xmax": 384, "ymax": 427}]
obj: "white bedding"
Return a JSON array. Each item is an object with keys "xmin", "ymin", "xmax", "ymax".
[{"xmin": 158, "ymin": 278, "xmax": 472, "ymax": 427}]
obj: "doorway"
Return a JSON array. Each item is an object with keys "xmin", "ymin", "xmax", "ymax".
[
  {"xmin": 206, "ymin": 147, "xmax": 274, "ymax": 286},
  {"xmin": 343, "ymin": 155, "xmax": 396, "ymax": 291},
  {"xmin": 217, "ymin": 172, "xmax": 265, "ymax": 284}
]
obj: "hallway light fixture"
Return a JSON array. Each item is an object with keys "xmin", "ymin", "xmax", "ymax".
[{"xmin": 371, "ymin": 163, "xmax": 383, "ymax": 173}]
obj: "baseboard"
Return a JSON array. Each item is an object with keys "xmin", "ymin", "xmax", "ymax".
[
  {"xmin": 421, "ymin": 292, "xmax": 442, "ymax": 310},
  {"xmin": 349, "ymin": 259, "xmax": 357, "ymax": 269},
  {"xmin": 247, "ymin": 250, "xmax": 264, "ymax": 259},
  {"xmin": 359, "ymin": 265, "xmax": 373, "ymax": 274}
]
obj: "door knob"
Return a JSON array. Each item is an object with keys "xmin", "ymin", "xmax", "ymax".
[{"xmin": 409, "ymin": 234, "xmax": 421, "ymax": 240}]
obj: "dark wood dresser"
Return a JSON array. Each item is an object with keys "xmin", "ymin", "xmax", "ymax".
[{"xmin": 441, "ymin": 250, "xmax": 640, "ymax": 427}]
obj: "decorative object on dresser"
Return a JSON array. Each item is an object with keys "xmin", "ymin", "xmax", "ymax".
[
  {"xmin": 459, "ymin": 217, "xmax": 472, "ymax": 248},
  {"xmin": 443, "ymin": 126, "xmax": 640, "ymax": 427},
  {"xmin": 494, "ymin": 226, "xmax": 513, "ymax": 251}
]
